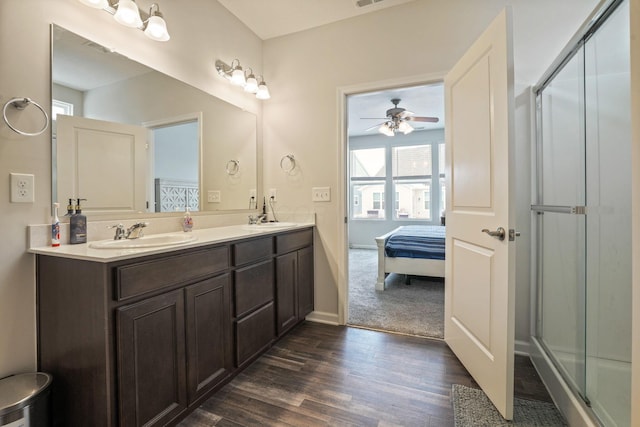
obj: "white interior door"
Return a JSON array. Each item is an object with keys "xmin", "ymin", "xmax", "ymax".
[
  {"xmin": 57, "ymin": 115, "xmax": 147, "ymax": 213},
  {"xmin": 444, "ymin": 8, "xmax": 515, "ymax": 419}
]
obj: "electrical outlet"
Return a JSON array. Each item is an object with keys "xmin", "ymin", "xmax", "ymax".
[
  {"xmin": 312, "ymin": 186, "xmax": 331, "ymax": 202},
  {"xmin": 207, "ymin": 190, "xmax": 221, "ymax": 203},
  {"xmin": 10, "ymin": 173, "xmax": 35, "ymax": 203},
  {"xmin": 268, "ymin": 188, "xmax": 277, "ymax": 202}
]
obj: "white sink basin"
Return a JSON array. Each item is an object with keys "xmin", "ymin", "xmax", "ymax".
[
  {"xmin": 242, "ymin": 222, "xmax": 298, "ymax": 230},
  {"xmin": 90, "ymin": 234, "xmax": 197, "ymax": 249}
]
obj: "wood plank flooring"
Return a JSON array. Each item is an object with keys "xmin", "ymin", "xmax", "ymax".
[{"xmin": 179, "ymin": 322, "xmax": 551, "ymax": 427}]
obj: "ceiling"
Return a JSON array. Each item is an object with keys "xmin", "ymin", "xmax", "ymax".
[
  {"xmin": 216, "ymin": 0, "xmax": 416, "ymax": 40},
  {"xmin": 348, "ymin": 84, "xmax": 444, "ymax": 137}
]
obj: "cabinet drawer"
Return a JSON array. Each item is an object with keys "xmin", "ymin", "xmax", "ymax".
[
  {"xmin": 275, "ymin": 228, "xmax": 313, "ymax": 254},
  {"xmin": 232, "ymin": 237, "xmax": 273, "ymax": 266},
  {"xmin": 234, "ymin": 260, "xmax": 274, "ymax": 317},
  {"xmin": 235, "ymin": 302, "xmax": 275, "ymax": 366},
  {"xmin": 116, "ymin": 246, "xmax": 229, "ymax": 301}
]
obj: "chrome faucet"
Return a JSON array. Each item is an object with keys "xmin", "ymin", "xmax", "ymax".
[
  {"xmin": 125, "ymin": 222, "xmax": 149, "ymax": 239},
  {"xmin": 109, "ymin": 224, "xmax": 126, "ymax": 240},
  {"xmin": 248, "ymin": 214, "xmax": 266, "ymax": 225}
]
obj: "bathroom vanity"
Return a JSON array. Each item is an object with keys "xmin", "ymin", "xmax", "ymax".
[{"xmin": 32, "ymin": 224, "xmax": 314, "ymax": 427}]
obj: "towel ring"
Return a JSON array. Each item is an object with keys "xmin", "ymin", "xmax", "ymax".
[
  {"xmin": 2, "ymin": 97, "xmax": 50, "ymax": 137},
  {"xmin": 280, "ymin": 154, "xmax": 296, "ymax": 173},
  {"xmin": 226, "ymin": 159, "xmax": 240, "ymax": 175}
]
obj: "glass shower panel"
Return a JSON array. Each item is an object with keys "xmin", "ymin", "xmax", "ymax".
[
  {"xmin": 538, "ymin": 48, "xmax": 586, "ymax": 396},
  {"xmin": 584, "ymin": 1, "xmax": 631, "ymax": 425},
  {"xmin": 540, "ymin": 50, "xmax": 585, "ymax": 207},
  {"xmin": 539, "ymin": 212, "xmax": 586, "ymax": 394}
]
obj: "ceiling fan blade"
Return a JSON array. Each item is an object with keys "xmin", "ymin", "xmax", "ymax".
[
  {"xmin": 360, "ymin": 117, "xmax": 388, "ymax": 120},
  {"xmin": 407, "ymin": 116, "xmax": 439, "ymax": 123},
  {"xmin": 399, "ymin": 110, "xmax": 415, "ymax": 118},
  {"xmin": 364, "ymin": 122, "xmax": 385, "ymax": 131}
]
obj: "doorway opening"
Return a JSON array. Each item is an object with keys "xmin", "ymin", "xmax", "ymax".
[
  {"xmin": 144, "ymin": 114, "xmax": 201, "ymax": 213},
  {"xmin": 345, "ymin": 82, "xmax": 446, "ymax": 339}
]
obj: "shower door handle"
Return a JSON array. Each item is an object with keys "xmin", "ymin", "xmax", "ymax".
[{"xmin": 481, "ymin": 227, "xmax": 506, "ymax": 241}]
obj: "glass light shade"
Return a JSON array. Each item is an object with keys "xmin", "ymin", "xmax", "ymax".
[
  {"xmin": 230, "ymin": 66, "xmax": 246, "ymax": 86},
  {"xmin": 78, "ymin": 0, "xmax": 109, "ymax": 8},
  {"xmin": 256, "ymin": 82, "xmax": 270, "ymax": 100},
  {"xmin": 144, "ymin": 15, "xmax": 170, "ymax": 41},
  {"xmin": 244, "ymin": 75, "xmax": 258, "ymax": 93},
  {"xmin": 378, "ymin": 123, "xmax": 395, "ymax": 136},
  {"xmin": 398, "ymin": 120, "xmax": 414, "ymax": 134},
  {"xmin": 114, "ymin": 0, "xmax": 143, "ymax": 28}
]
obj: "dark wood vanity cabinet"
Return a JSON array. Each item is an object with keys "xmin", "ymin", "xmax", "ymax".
[
  {"xmin": 36, "ymin": 227, "xmax": 313, "ymax": 427},
  {"xmin": 275, "ymin": 230, "xmax": 314, "ymax": 335}
]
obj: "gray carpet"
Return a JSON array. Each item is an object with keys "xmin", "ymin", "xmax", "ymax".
[
  {"xmin": 348, "ymin": 248, "xmax": 444, "ymax": 338},
  {"xmin": 452, "ymin": 385, "xmax": 567, "ymax": 426}
]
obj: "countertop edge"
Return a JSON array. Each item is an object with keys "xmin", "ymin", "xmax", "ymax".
[{"xmin": 29, "ymin": 223, "xmax": 315, "ymax": 263}]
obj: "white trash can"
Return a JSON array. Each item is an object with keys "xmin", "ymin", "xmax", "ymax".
[{"xmin": 0, "ymin": 373, "xmax": 52, "ymax": 427}]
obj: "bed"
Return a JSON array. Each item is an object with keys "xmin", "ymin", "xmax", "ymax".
[{"xmin": 375, "ymin": 225, "xmax": 446, "ymax": 291}]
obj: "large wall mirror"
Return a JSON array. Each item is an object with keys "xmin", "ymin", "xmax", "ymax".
[{"xmin": 51, "ymin": 24, "xmax": 257, "ymax": 215}]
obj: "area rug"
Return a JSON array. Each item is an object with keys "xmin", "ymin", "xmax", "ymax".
[
  {"xmin": 348, "ymin": 248, "xmax": 444, "ymax": 339},
  {"xmin": 452, "ymin": 384, "xmax": 567, "ymax": 426}
]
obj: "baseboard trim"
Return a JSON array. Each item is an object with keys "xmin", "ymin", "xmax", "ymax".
[
  {"xmin": 305, "ymin": 311, "xmax": 339, "ymax": 325},
  {"xmin": 515, "ymin": 339, "xmax": 530, "ymax": 356},
  {"xmin": 349, "ymin": 244, "xmax": 377, "ymax": 250}
]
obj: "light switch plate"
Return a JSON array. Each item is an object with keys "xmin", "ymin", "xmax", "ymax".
[
  {"xmin": 10, "ymin": 173, "xmax": 35, "ymax": 203},
  {"xmin": 312, "ymin": 186, "xmax": 331, "ymax": 202}
]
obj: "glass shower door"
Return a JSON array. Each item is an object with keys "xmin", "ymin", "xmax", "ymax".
[
  {"xmin": 584, "ymin": 1, "xmax": 631, "ymax": 425},
  {"xmin": 536, "ymin": 46, "xmax": 587, "ymax": 397},
  {"xmin": 535, "ymin": 1, "xmax": 632, "ymax": 425}
]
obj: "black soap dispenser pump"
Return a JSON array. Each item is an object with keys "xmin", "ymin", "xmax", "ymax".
[
  {"xmin": 65, "ymin": 198, "xmax": 75, "ymax": 216},
  {"xmin": 70, "ymin": 198, "xmax": 87, "ymax": 244}
]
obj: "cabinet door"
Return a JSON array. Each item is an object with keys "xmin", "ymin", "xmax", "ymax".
[
  {"xmin": 235, "ymin": 302, "xmax": 276, "ymax": 366},
  {"xmin": 297, "ymin": 246, "xmax": 314, "ymax": 319},
  {"xmin": 276, "ymin": 252, "xmax": 298, "ymax": 335},
  {"xmin": 185, "ymin": 274, "xmax": 232, "ymax": 404},
  {"xmin": 117, "ymin": 290, "xmax": 187, "ymax": 427}
]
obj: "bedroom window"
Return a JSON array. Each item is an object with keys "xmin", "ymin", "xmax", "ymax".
[
  {"xmin": 350, "ymin": 148, "xmax": 386, "ymax": 219},
  {"xmin": 349, "ymin": 141, "xmax": 444, "ymax": 223},
  {"xmin": 392, "ymin": 145, "xmax": 432, "ymax": 220}
]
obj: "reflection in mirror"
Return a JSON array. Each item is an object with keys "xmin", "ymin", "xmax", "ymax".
[{"xmin": 51, "ymin": 24, "xmax": 257, "ymax": 215}]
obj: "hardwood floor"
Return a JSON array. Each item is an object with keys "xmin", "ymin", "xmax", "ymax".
[{"xmin": 179, "ymin": 322, "xmax": 551, "ymax": 427}]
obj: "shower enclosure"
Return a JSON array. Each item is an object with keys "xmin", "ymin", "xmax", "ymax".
[{"xmin": 531, "ymin": 1, "xmax": 631, "ymax": 425}]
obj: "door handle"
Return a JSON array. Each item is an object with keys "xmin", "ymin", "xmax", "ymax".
[{"xmin": 481, "ymin": 227, "xmax": 506, "ymax": 241}]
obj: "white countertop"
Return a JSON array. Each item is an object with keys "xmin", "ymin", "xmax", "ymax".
[{"xmin": 29, "ymin": 222, "xmax": 314, "ymax": 263}]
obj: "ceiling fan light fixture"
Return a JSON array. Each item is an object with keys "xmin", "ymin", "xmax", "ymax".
[
  {"xmin": 398, "ymin": 120, "xmax": 414, "ymax": 134},
  {"xmin": 378, "ymin": 122, "xmax": 395, "ymax": 137}
]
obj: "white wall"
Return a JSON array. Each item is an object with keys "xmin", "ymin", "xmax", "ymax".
[
  {"xmin": 262, "ymin": 0, "xmax": 599, "ymax": 335},
  {"xmin": 0, "ymin": 0, "xmax": 262, "ymax": 378}
]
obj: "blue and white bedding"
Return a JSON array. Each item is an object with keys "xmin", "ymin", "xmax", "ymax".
[{"xmin": 384, "ymin": 225, "xmax": 446, "ymax": 260}]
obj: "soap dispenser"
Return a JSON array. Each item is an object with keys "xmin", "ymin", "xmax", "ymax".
[
  {"xmin": 182, "ymin": 207, "xmax": 193, "ymax": 232},
  {"xmin": 70, "ymin": 198, "xmax": 87, "ymax": 244}
]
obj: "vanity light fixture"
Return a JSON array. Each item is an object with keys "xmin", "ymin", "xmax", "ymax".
[
  {"xmin": 244, "ymin": 69, "xmax": 259, "ymax": 94},
  {"xmin": 216, "ymin": 59, "xmax": 271, "ymax": 100},
  {"xmin": 77, "ymin": 0, "xmax": 170, "ymax": 42},
  {"xmin": 113, "ymin": 0, "xmax": 143, "ymax": 28},
  {"xmin": 255, "ymin": 76, "xmax": 271, "ymax": 100}
]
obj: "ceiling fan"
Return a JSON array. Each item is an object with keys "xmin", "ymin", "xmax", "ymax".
[{"xmin": 363, "ymin": 98, "xmax": 439, "ymax": 136}]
